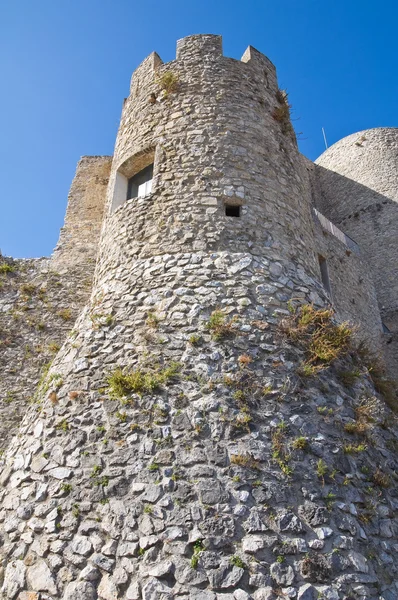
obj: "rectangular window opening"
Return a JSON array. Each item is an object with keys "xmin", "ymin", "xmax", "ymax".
[
  {"xmin": 318, "ymin": 255, "xmax": 332, "ymax": 298},
  {"xmin": 225, "ymin": 204, "xmax": 241, "ymax": 217},
  {"xmin": 127, "ymin": 164, "xmax": 154, "ymax": 200}
]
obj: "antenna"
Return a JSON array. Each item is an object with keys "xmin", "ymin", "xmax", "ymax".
[{"xmin": 322, "ymin": 127, "xmax": 328, "ymax": 150}]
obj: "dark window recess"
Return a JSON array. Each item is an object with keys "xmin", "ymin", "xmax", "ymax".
[
  {"xmin": 127, "ymin": 164, "xmax": 154, "ymax": 200},
  {"xmin": 225, "ymin": 205, "xmax": 241, "ymax": 217},
  {"xmin": 382, "ymin": 322, "xmax": 391, "ymax": 334},
  {"xmin": 318, "ymin": 255, "xmax": 332, "ymax": 298}
]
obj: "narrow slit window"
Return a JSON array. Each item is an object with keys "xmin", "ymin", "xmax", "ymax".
[
  {"xmin": 225, "ymin": 205, "xmax": 241, "ymax": 217},
  {"xmin": 318, "ymin": 255, "xmax": 332, "ymax": 298},
  {"xmin": 127, "ymin": 164, "xmax": 154, "ymax": 200}
]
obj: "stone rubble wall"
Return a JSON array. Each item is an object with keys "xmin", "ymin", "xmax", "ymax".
[
  {"xmin": 301, "ymin": 157, "xmax": 384, "ymax": 361},
  {"xmin": 313, "ymin": 128, "xmax": 398, "ymax": 377},
  {"xmin": 1, "ymin": 249, "xmax": 398, "ymax": 600},
  {"xmin": 52, "ymin": 156, "xmax": 112, "ymax": 271},
  {"xmin": 0, "ymin": 154, "xmax": 112, "ymax": 451},
  {"xmin": 313, "ymin": 221, "xmax": 383, "ymax": 354},
  {"xmin": 0, "ymin": 35, "xmax": 397, "ymax": 600},
  {"xmin": 105, "ymin": 34, "xmax": 318, "ymax": 276},
  {"xmin": 0, "ymin": 257, "xmax": 96, "ymax": 452}
]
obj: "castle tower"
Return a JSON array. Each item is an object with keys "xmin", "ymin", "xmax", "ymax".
[
  {"xmin": 314, "ymin": 128, "xmax": 398, "ymax": 373},
  {"xmin": 1, "ymin": 37, "xmax": 397, "ymax": 600}
]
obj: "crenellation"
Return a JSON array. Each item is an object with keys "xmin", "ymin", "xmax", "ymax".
[
  {"xmin": 176, "ymin": 33, "xmax": 223, "ymax": 61},
  {"xmin": 130, "ymin": 51, "xmax": 163, "ymax": 96},
  {"xmin": 1, "ymin": 34, "xmax": 398, "ymax": 600}
]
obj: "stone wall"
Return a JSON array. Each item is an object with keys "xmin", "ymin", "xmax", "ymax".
[
  {"xmin": 52, "ymin": 156, "xmax": 112, "ymax": 271},
  {"xmin": 313, "ymin": 128, "xmax": 398, "ymax": 376},
  {"xmin": 1, "ymin": 248, "xmax": 398, "ymax": 600},
  {"xmin": 0, "ymin": 36, "xmax": 397, "ymax": 600},
  {"xmin": 0, "ymin": 256, "xmax": 94, "ymax": 451},
  {"xmin": 103, "ymin": 34, "xmax": 318, "ymax": 275},
  {"xmin": 313, "ymin": 221, "xmax": 383, "ymax": 352},
  {"xmin": 0, "ymin": 154, "xmax": 112, "ymax": 452},
  {"xmin": 300, "ymin": 157, "xmax": 384, "ymax": 357}
]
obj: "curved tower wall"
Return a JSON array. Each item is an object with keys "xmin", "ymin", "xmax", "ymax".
[
  {"xmin": 96, "ymin": 34, "xmax": 318, "ymax": 293},
  {"xmin": 314, "ymin": 128, "xmax": 398, "ymax": 370}
]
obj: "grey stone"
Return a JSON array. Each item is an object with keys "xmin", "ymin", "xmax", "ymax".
[
  {"xmin": 175, "ymin": 562, "xmax": 208, "ymax": 586},
  {"xmin": 315, "ymin": 526, "xmax": 333, "ymax": 539},
  {"xmin": 298, "ymin": 502, "xmax": 327, "ymax": 527},
  {"xmin": 141, "ymin": 483, "xmax": 164, "ymax": 503},
  {"xmin": 278, "ymin": 512, "xmax": 304, "ymax": 533},
  {"xmin": 79, "ymin": 564, "xmax": 101, "ymax": 582},
  {"xmin": 126, "ymin": 580, "xmax": 141, "ymax": 600},
  {"xmin": 143, "ymin": 578, "xmax": 174, "ymax": 600},
  {"xmin": 233, "ymin": 591, "xmax": 251, "ymax": 600},
  {"xmin": 317, "ymin": 588, "xmax": 339, "ymax": 600},
  {"xmin": 74, "ymin": 358, "xmax": 89, "ymax": 372},
  {"xmin": 70, "ymin": 535, "xmax": 93, "ymax": 556},
  {"xmin": 348, "ymin": 551, "xmax": 368, "ymax": 573},
  {"xmin": 118, "ymin": 542, "xmax": 139, "ymax": 557},
  {"xmin": 31, "ymin": 455, "xmax": 49, "ymax": 473},
  {"xmin": 308, "ymin": 539, "xmax": 324, "ymax": 550},
  {"xmin": 64, "ymin": 581, "xmax": 97, "ymax": 600},
  {"xmin": 98, "ymin": 573, "xmax": 119, "ymax": 600},
  {"xmin": 197, "ymin": 480, "xmax": 228, "ymax": 505},
  {"xmin": 190, "ymin": 592, "xmax": 216, "ymax": 600},
  {"xmin": 91, "ymin": 553, "xmax": 115, "ymax": 572},
  {"xmin": 27, "ymin": 559, "xmax": 57, "ymax": 595},
  {"xmin": 102, "ymin": 539, "xmax": 118, "ymax": 556},
  {"xmin": 297, "ymin": 584, "xmax": 318, "ymax": 600},
  {"xmin": 2, "ymin": 560, "xmax": 26, "ymax": 599},
  {"xmin": 27, "ymin": 517, "xmax": 44, "ymax": 532},
  {"xmin": 270, "ymin": 562, "xmax": 295, "ymax": 586},
  {"xmin": 147, "ymin": 561, "xmax": 174, "ymax": 578},
  {"xmin": 252, "ymin": 588, "xmax": 275, "ymax": 600},
  {"xmin": 221, "ymin": 566, "xmax": 244, "ymax": 588},
  {"xmin": 47, "ymin": 467, "xmax": 72, "ymax": 479},
  {"xmin": 242, "ymin": 535, "xmax": 266, "ymax": 553}
]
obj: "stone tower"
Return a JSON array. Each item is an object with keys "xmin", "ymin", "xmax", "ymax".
[
  {"xmin": 1, "ymin": 36, "xmax": 397, "ymax": 600},
  {"xmin": 313, "ymin": 128, "xmax": 398, "ymax": 374}
]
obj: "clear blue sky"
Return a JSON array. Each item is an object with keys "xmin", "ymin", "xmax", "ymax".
[{"xmin": 1, "ymin": 0, "xmax": 396, "ymax": 258}]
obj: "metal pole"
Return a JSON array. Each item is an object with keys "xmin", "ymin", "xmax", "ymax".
[{"xmin": 322, "ymin": 127, "xmax": 328, "ymax": 149}]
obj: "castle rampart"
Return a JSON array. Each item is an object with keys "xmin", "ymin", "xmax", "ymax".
[
  {"xmin": 52, "ymin": 155, "xmax": 112, "ymax": 270},
  {"xmin": 314, "ymin": 128, "xmax": 398, "ymax": 373}
]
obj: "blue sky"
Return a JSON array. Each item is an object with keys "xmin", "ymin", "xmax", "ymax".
[{"xmin": 1, "ymin": 0, "xmax": 396, "ymax": 258}]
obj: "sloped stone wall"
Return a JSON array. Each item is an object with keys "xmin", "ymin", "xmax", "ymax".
[
  {"xmin": 1, "ymin": 250, "xmax": 398, "ymax": 600},
  {"xmin": 0, "ymin": 256, "xmax": 96, "ymax": 451}
]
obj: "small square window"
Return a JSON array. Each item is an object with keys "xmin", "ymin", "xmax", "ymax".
[
  {"xmin": 225, "ymin": 205, "xmax": 241, "ymax": 217},
  {"xmin": 127, "ymin": 164, "xmax": 154, "ymax": 200}
]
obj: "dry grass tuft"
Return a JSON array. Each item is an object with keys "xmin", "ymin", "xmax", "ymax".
[
  {"xmin": 206, "ymin": 309, "xmax": 239, "ymax": 341},
  {"xmin": 230, "ymin": 453, "xmax": 260, "ymax": 470},
  {"xmin": 280, "ymin": 304, "xmax": 353, "ymax": 376}
]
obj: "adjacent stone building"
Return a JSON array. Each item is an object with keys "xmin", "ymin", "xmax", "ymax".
[{"xmin": 0, "ymin": 35, "xmax": 397, "ymax": 600}]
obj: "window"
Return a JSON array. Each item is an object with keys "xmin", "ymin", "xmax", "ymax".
[
  {"xmin": 318, "ymin": 255, "xmax": 331, "ymax": 298},
  {"xmin": 225, "ymin": 204, "xmax": 241, "ymax": 217},
  {"xmin": 127, "ymin": 164, "xmax": 153, "ymax": 200},
  {"xmin": 111, "ymin": 148, "xmax": 155, "ymax": 212}
]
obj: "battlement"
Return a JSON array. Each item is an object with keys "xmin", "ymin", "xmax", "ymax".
[{"xmin": 130, "ymin": 33, "xmax": 276, "ymax": 95}]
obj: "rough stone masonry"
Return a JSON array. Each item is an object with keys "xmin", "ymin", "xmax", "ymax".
[{"xmin": 0, "ymin": 34, "xmax": 397, "ymax": 600}]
